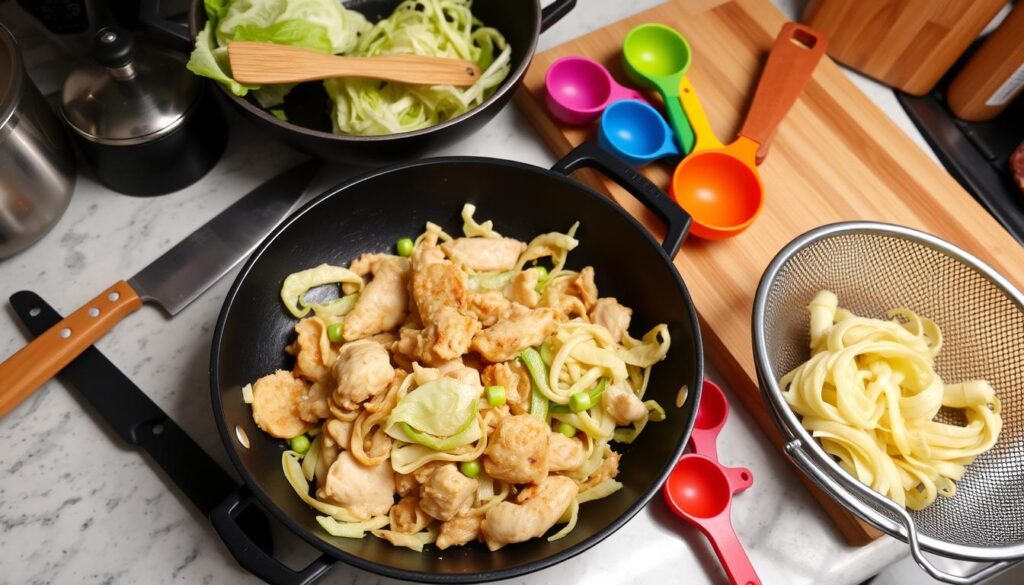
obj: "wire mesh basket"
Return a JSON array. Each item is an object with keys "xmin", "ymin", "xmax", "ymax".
[{"xmin": 752, "ymin": 222, "xmax": 1024, "ymax": 584}]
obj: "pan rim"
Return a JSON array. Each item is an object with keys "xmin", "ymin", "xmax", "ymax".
[{"xmin": 210, "ymin": 155, "xmax": 703, "ymax": 583}]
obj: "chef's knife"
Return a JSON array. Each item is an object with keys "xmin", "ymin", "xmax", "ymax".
[
  {"xmin": 0, "ymin": 160, "xmax": 320, "ymax": 418},
  {"xmin": 9, "ymin": 290, "xmax": 274, "ymax": 554}
]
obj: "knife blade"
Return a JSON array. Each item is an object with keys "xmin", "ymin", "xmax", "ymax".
[
  {"xmin": 0, "ymin": 160, "xmax": 320, "ymax": 418},
  {"xmin": 9, "ymin": 290, "xmax": 274, "ymax": 554}
]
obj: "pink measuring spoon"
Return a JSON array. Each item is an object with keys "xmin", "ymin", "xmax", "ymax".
[{"xmin": 545, "ymin": 56, "xmax": 648, "ymax": 125}]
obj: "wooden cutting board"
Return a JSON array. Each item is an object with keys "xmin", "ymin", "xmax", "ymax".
[{"xmin": 515, "ymin": 0, "xmax": 1024, "ymax": 545}]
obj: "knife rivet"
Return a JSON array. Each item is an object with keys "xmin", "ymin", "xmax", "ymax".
[
  {"xmin": 108, "ymin": 291, "xmax": 120, "ymax": 302},
  {"xmin": 88, "ymin": 307, "xmax": 100, "ymax": 317},
  {"xmin": 59, "ymin": 328, "xmax": 72, "ymax": 339}
]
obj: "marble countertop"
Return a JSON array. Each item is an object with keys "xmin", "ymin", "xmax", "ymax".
[{"xmin": 0, "ymin": 1, "xmax": 938, "ymax": 583}]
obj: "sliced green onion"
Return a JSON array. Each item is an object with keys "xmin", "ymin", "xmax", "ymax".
[
  {"xmin": 399, "ymin": 413, "xmax": 475, "ymax": 452},
  {"xmin": 588, "ymin": 379, "xmax": 608, "ymax": 403},
  {"xmin": 396, "ymin": 237, "xmax": 414, "ymax": 257},
  {"xmin": 556, "ymin": 422, "xmax": 576, "ymax": 437},
  {"xmin": 486, "ymin": 385, "xmax": 506, "ymax": 407},
  {"xmin": 539, "ymin": 341, "xmax": 554, "ymax": 367},
  {"xmin": 520, "ymin": 347, "xmax": 550, "ymax": 422},
  {"xmin": 289, "ymin": 435, "xmax": 311, "ymax": 455},
  {"xmin": 327, "ymin": 322, "xmax": 344, "ymax": 343},
  {"xmin": 549, "ymin": 404, "xmax": 571, "ymax": 415},
  {"xmin": 459, "ymin": 460, "xmax": 481, "ymax": 478},
  {"xmin": 569, "ymin": 391, "xmax": 592, "ymax": 412}
]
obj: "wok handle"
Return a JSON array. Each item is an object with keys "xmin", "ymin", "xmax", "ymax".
[
  {"xmin": 551, "ymin": 142, "xmax": 691, "ymax": 257},
  {"xmin": 138, "ymin": 0, "xmax": 193, "ymax": 52},
  {"xmin": 212, "ymin": 488, "xmax": 335, "ymax": 585},
  {"xmin": 786, "ymin": 441, "xmax": 1013, "ymax": 584},
  {"xmin": 541, "ymin": 0, "xmax": 577, "ymax": 33},
  {"xmin": 0, "ymin": 281, "xmax": 142, "ymax": 419}
]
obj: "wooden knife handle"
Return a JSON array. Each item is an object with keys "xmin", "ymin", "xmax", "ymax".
[{"xmin": 0, "ymin": 281, "xmax": 141, "ymax": 418}]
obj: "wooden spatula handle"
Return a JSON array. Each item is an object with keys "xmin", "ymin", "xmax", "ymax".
[
  {"xmin": 0, "ymin": 281, "xmax": 142, "ymax": 418},
  {"xmin": 739, "ymin": 22, "xmax": 827, "ymax": 149}
]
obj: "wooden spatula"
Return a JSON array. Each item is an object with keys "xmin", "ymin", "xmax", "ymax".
[{"xmin": 227, "ymin": 42, "xmax": 482, "ymax": 86}]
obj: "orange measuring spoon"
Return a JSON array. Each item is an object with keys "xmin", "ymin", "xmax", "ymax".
[{"xmin": 670, "ymin": 23, "xmax": 826, "ymax": 240}]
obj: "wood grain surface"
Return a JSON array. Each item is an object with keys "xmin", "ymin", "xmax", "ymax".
[{"xmin": 514, "ymin": 0, "xmax": 1024, "ymax": 545}]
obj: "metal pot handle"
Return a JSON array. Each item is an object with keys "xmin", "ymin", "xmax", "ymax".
[
  {"xmin": 211, "ymin": 488, "xmax": 335, "ymax": 585},
  {"xmin": 785, "ymin": 440, "xmax": 1012, "ymax": 585},
  {"xmin": 138, "ymin": 0, "xmax": 193, "ymax": 52},
  {"xmin": 541, "ymin": 0, "xmax": 577, "ymax": 33},
  {"xmin": 551, "ymin": 142, "xmax": 691, "ymax": 257}
]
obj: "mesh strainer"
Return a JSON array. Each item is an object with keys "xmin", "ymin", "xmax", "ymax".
[{"xmin": 753, "ymin": 222, "xmax": 1024, "ymax": 584}]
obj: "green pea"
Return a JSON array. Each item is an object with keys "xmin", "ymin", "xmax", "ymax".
[
  {"xmin": 532, "ymin": 265, "xmax": 549, "ymax": 279},
  {"xmin": 570, "ymin": 391, "xmax": 593, "ymax": 412},
  {"xmin": 396, "ymin": 237, "xmax": 415, "ymax": 257},
  {"xmin": 327, "ymin": 322, "xmax": 344, "ymax": 343},
  {"xmin": 289, "ymin": 435, "xmax": 311, "ymax": 454},
  {"xmin": 486, "ymin": 385, "xmax": 506, "ymax": 407},
  {"xmin": 459, "ymin": 460, "xmax": 481, "ymax": 478},
  {"xmin": 556, "ymin": 422, "xmax": 577, "ymax": 437}
]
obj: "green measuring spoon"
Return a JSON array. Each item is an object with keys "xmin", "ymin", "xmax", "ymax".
[{"xmin": 623, "ymin": 24, "xmax": 695, "ymax": 155}]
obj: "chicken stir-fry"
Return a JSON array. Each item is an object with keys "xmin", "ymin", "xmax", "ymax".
[{"xmin": 243, "ymin": 204, "xmax": 672, "ymax": 552}]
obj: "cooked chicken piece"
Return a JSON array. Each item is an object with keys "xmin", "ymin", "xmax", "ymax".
[
  {"xmin": 412, "ymin": 258, "xmax": 469, "ymax": 323},
  {"xmin": 484, "ymin": 414, "xmax": 549, "ymax": 484},
  {"xmin": 437, "ymin": 359, "xmax": 483, "ymax": 392},
  {"xmin": 466, "ymin": 291, "xmax": 513, "ymax": 327},
  {"xmin": 325, "ymin": 419, "xmax": 353, "ymax": 450},
  {"xmin": 419, "ymin": 463, "xmax": 478, "ymax": 521},
  {"xmin": 580, "ymin": 448, "xmax": 621, "ymax": 492},
  {"xmin": 543, "ymin": 287, "xmax": 589, "ymax": 322},
  {"xmin": 412, "ymin": 461, "xmax": 446, "ymax": 485},
  {"xmin": 602, "ymin": 382, "xmax": 647, "ymax": 424},
  {"xmin": 472, "ymin": 308, "xmax": 558, "ymax": 363},
  {"xmin": 481, "ymin": 475, "xmax": 578, "ymax": 551},
  {"xmin": 436, "ymin": 514, "xmax": 483, "ymax": 549},
  {"xmin": 396, "ymin": 310, "xmax": 480, "ymax": 365},
  {"xmin": 331, "ymin": 340, "xmax": 395, "ymax": 410},
  {"xmin": 320, "ymin": 451, "xmax": 396, "ymax": 520},
  {"xmin": 572, "ymin": 267, "xmax": 598, "ymax": 309},
  {"xmin": 315, "ymin": 433, "xmax": 340, "ymax": 487},
  {"xmin": 349, "ymin": 252, "xmax": 391, "ymax": 277},
  {"xmin": 547, "ymin": 432, "xmax": 586, "ymax": 472},
  {"xmin": 395, "ymin": 472, "xmax": 419, "ymax": 497},
  {"xmin": 298, "ymin": 382, "xmax": 330, "ymax": 423},
  {"xmin": 251, "ymin": 370, "xmax": 314, "ymax": 439},
  {"xmin": 343, "ymin": 256, "xmax": 410, "ymax": 341},
  {"xmin": 505, "ymin": 269, "xmax": 540, "ymax": 308},
  {"xmin": 481, "ymin": 361, "xmax": 531, "ymax": 415},
  {"xmin": 441, "ymin": 237, "xmax": 526, "ymax": 272},
  {"xmin": 590, "ymin": 298, "xmax": 632, "ymax": 343},
  {"xmin": 390, "ymin": 494, "xmax": 432, "ymax": 534},
  {"xmin": 287, "ymin": 318, "xmax": 337, "ymax": 384}
]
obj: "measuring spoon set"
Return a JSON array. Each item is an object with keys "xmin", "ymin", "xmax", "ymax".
[{"xmin": 544, "ymin": 22, "xmax": 826, "ymax": 239}]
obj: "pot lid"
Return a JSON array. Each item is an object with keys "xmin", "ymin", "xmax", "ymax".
[
  {"xmin": 61, "ymin": 27, "xmax": 201, "ymax": 143},
  {"xmin": 0, "ymin": 23, "xmax": 23, "ymax": 131}
]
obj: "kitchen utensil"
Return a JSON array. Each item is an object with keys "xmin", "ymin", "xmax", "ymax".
[
  {"xmin": 14, "ymin": 0, "xmax": 121, "ymax": 60},
  {"xmin": 9, "ymin": 291, "xmax": 279, "ymax": 573},
  {"xmin": 622, "ymin": 23, "xmax": 695, "ymax": 155},
  {"xmin": 142, "ymin": 0, "xmax": 576, "ymax": 165},
  {"xmin": 754, "ymin": 221, "xmax": 1024, "ymax": 584},
  {"xmin": 0, "ymin": 160, "xmax": 320, "ymax": 420},
  {"xmin": 227, "ymin": 41, "xmax": 483, "ymax": 87},
  {"xmin": 689, "ymin": 379, "xmax": 728, "ymax": 461},
  {"xmin": 0, "ymin": 22, "xmax": 77, "ymax": 259},
  {"xmin": 801, "ymin": 0, "xmax": 1007, "ymax": 96},
  {"xmin": 544, "ymin": 55, "xmax": 646, "ymax": 125},
  {"xmin": 209, "ymin": 142, "xmax": 702, "ymax": 584},
  {"xmin": 516, "ymin": 0, "xmax": 1024, "ymax": 545},
  {"xmin": 598, "ymin": 99, "xmax": 680, "ymax": 167},
  {"xmin": 670, "ymin": 23, "xmax": 826, "ymax": 240},
  {"xmin": 664, "ymin": 454, "xmax": 757, "ymax": 585},
  {"xmin": 947, "ymin": 3, "xmax": 1024, "ymax": 122},
  {"xmin": 60, "ymin": 26, "xmax": 226, "ymax": 196}
]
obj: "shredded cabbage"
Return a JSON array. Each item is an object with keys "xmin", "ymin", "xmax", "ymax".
[
  {"xmin": 279, "ymin": 264, "xmax": 363, "ymax": 318},
  {"xmin": 461, "ymin": 203, "xmax": 501, "ymax": 238},
  {"xmin": 385, "ymin": 378, "xmax": 481, "ymax": 441},
  {"xmin": 317, "ymin": 514, "xmax": 389, "ymax": 538}
]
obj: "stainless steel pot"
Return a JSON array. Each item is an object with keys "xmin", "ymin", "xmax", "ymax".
[{"xmin": 0, "ymin": 22, "xmax": 77, "ymax": 259}]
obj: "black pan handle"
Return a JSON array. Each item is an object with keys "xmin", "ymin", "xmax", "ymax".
[
  {"xmin": 551, "ymin": 142, "xmax": 691, "ymax": 258},
  {"xmin": 138, "ymin": 0, "xmax": 193, "ymax": 52},
  {"xmin": 541, "ymin": 0, "xmax": 577, "ymax": 33},
  {"xmin": 212, "ymin": 488, "xmax": 334, "ymax": 585}
]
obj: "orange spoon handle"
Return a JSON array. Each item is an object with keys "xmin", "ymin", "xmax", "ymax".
[
  {"xmin": 0, "ymin": 281, "xmax": 142, "ymax": 418},
  {"xmin": 739, "ymin": 22, "xmax": 827, "ymax": 150}
]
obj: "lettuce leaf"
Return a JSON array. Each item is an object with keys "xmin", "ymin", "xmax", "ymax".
[{"xmin": 186, "ymin": 22, "xmax": 253, "ymax": 96}]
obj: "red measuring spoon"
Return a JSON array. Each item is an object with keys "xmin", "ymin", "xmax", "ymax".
[
  {"xmin": 665, "ymin": 454, "xmax": 759, "ymax": 585},
  {"xmin": 689, "ymin": 379, "xmax": 729, "ymax": 461}
]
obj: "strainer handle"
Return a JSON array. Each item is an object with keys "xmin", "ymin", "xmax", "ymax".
[{"xmin": 785, "ymin": 440, "xmax": 1014, "ymax": 585}]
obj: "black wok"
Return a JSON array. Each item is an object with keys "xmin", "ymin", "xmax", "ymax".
[
  {"xmin": 144, "ymin": 0, "xmax": 576, "ymax": 164},
  {"xmin": 210, "ymin": 143, "xmax": 704, "ymax": 584}
]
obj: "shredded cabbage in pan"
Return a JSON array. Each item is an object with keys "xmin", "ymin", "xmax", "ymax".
[
  {"xmin": 188, "ymin": 0, "xmax": 510, "ymax": 135},
  {"xmin": 781, "ymin": 291, "xmax": 1002, "ymax": 510}
]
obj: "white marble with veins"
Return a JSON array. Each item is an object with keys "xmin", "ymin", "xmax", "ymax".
[{"xmin": 0, "ymin": 0, "xmax": 933, "ymax": 583}]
